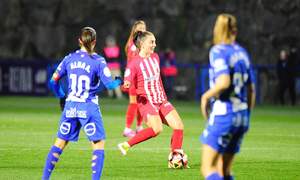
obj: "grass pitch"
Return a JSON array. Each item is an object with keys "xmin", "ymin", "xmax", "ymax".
[{"xmin": 0, "ymin": 96, "xmax": 299, "ymax": 180}]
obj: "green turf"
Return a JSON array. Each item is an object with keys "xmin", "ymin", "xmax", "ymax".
[{"xmin": 0, "ymin": 96, "xmax": 299, "ymax": 180}]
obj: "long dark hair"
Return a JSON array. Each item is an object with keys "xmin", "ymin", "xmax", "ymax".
[{"xmin": 79, "ymin": 27, "xmax": 96, "ymax": 54}]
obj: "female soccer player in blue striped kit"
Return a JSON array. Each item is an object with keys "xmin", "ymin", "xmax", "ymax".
[
  {"xmin": 200, "ymin": 14, "xmax": 256, "ymax": 180},
  {"xmin": 42, "ymin": 27, "xmax": 122, "ymax": 180}
]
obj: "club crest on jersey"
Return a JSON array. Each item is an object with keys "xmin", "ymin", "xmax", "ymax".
[
  {"xmin": 130, "ymin": 45, "xmax": 137, "ymax": 51},
  {"xmin": 70, "ymin": 61, "xmax": 91, "ymax": 73},
  {"xmin": 164, "ymin": 102, "xmax": 171, "ymax": 107},
  {"xmin": 124, "ymin": 69, "xmax": 130, "ymax": 77}
]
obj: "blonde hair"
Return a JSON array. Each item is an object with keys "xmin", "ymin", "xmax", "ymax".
[
  {"xmin": 213, "ymin": 14, "xmax": 237, "ymax": 45},
  {"xmin": 125, "ymin": 20, "xmax": 146, "ymax": 57}
]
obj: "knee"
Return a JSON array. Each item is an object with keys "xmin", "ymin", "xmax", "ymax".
[
  {"xmin": 174, "ymin": 119, "xmax": 184, "ymax": 130},
  {"xmin": 152, "ymin": 124, "xmax": 163, "ymax": 135},
  {"xmin": 92, "ymin": 140, "xmax": 105, "ymax": 150},
  {"xmin": 177, "ymin": 121, "xmax": 184, "ymax": 130},
  {"xmin": 54, "ymin": 138, "xmax": 68, "ymax": 150}
]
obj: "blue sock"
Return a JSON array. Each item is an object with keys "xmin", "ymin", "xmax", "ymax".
[
  {"xmin": 206, "ymin": 172, "xmax": 223, "ymax": 180},
  {"xmin": 42, "ymin": 146, "xmax": 63, "ymax": 180},
  {"xmin": 224, "ymin": 175, "xmax": 234, "ymax": 180},
  {"xmin": 92, "ymin": 149, "xmax": 105, "ymax": 180}
]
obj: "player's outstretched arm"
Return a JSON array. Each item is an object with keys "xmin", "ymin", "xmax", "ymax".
[
  {"xmin": 49, "ymin": 72, "xmax": 65, "ymax": 98},
  {"xmin": 104, "ymin": 77, "xmax": 123, "ymax": 90}
]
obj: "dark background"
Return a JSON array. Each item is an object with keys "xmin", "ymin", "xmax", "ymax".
[
  {"xmin": 0, "ymin": 0, "xmax": 299, "ymax": 63},
  {"xmin": 0, "ymin": 0, "xmax": 299, "ymax": 103}
]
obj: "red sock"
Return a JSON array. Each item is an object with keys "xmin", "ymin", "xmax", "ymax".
[
  {"xmin": 128, "ymin": 128, "xmax": 156, "ymax": 147},
  {"xmin": 126, "ymin": 103, "xmax": 137, "ymax": 128},
  {"xmin": 136, "ymin": 110, "xmax": 143, "ymax": 126},
  {"xmin": 171, "ymin": 129, "xmax": 183, "ymax": 151}
]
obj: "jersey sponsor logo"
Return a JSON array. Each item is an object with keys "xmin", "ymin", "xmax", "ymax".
[
  {"xmin": 84, "ymin": 123, "xmax": 96, "ymax": 136},
  {"xmin": 213, "ymin": 58, "xmax": 227, "ymax": 72},
  {"xmin": 124, "ymin": 68, "xmax": 130, "ymax": 77},
  {"xmin": 66, "ymin": 107, "xmax": 76, "ymax": 118},
  {"xmin": 70, "ymin": 61, "xmax": 91, "ymax": 73},
  {"xmin": 130, "ymin": 44, "xmax": 137, "ymax": 51},
  {"xmin": 66, "ymin": 107, "xmax": 87, "ymax": 118},
  {"xmin": 77, "ymin": 110, "xmax": 87, "ymax": 118},
  {"xmin": 60, "ymin": 122, "xmax": 71, "ymax": 135},
  {"xmin": 144, "ymin": 74, "xmax": 159, "ymax": 82},
  {"xmin": 103, "ymin": 67, "xmax": 111, "ymax": 77},
  {"xmin": 163, "ymin": 102, "xmax": 171, "ymax": 107}
]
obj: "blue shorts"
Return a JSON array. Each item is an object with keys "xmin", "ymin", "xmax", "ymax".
[
  {"xmin": 57, "ymin": 101, "xmax": 106, "ymax": 142},
  {"xmin": 200, "ymin": 110, "xmax": 249, "ymax": 154}
]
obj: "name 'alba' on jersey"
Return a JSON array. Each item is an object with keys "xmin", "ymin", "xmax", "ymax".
[{"xmin": 70, "ymin": 61, "xmax": 91, "ymax": 73}]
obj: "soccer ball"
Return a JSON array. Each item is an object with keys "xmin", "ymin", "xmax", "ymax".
[{"xmin": 168, "ymin": 151, "xmax": 188, "ymax": 169}]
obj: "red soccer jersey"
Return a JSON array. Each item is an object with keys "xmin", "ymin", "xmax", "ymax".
[
  {"xmin": 126, "ymin": 40, "xmax": 139, "ymax": 61},
  {"xmin": 124, "ymin": 53, "xmax": 167, "ymax": 104}
]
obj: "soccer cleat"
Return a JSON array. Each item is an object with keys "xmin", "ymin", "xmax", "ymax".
[
  {"xmin": 118, "ymin": 142, "xmax": 130, "ymax": 155},
  {"xmin": 123, "ymin": 129, "xmax": 136, "ymax": 138}
]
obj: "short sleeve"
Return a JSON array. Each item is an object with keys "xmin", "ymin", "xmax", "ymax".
[
  {"xmin": 209, "ymin": 47, "xmax": 230, "ymax": 78},
  {"xmin": 97, "ymin": 57, "xmax": 114, "ymax": 86},
  {"xmin": 124, "ymin": 60, "xmax": 136, "ymax": 84},
  {"xmin": 56, "ymin": 55, "xmax": 70, "ymax": 78}
]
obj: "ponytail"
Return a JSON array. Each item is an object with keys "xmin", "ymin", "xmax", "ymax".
[
  {"xmin": 79, "ymin": 27, "xmax": 96, "ymax": 54},
  {"xmin": 213, "ymin": 14, "xmax": 237, "ymax": 45},
  {"xmin": 125, "ymin": 20, "xmax": 146, "ymax": 57},
  {"xmin": 133, "ymin": 31, "xmax": 144, "ymax": 49},
  {"xmin": 132, "ymin": 31, "xmax": 153, "ymax": 50}
]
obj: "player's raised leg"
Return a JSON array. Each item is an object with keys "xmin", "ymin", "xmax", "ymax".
[
  {"xmin": 42, "ymin": 138, "xmax": 68, "ymax": 180},
  {"xmin": 118, "ymin": 115, "xmax": 162, "ymax": 155}
]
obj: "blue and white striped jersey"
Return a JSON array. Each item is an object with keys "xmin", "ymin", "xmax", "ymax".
[{"xmin": 209, "ymin": 43, "xmax": 255, "ymax": 114}]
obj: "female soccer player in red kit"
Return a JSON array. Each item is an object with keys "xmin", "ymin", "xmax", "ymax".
[
  {"xmin": 122, "ymin": 20, "xmax": 147, "ymax": 137},
  {"xmin": 118, "ymin": 31, "xmax": 187, "ymax": 167}
]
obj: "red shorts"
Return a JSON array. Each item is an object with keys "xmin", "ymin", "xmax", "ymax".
[{"xmin": 137, "ymin": 95, "xmax": 174, "ymax": 122}]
